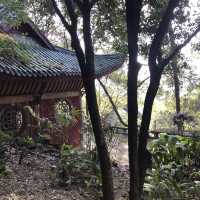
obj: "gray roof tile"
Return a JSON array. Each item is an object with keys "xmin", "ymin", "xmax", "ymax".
[{"xmin": 0, "ymin": 37, "xmax": 125, "ymax": 78}]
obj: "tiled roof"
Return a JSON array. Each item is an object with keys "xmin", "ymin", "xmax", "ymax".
[
  {"xmin": 0, "ymin": 36, "xmax": 125, "ymax": 78},
  {"xmin": 0, "ymin": 4, "xmax": 55, "ymax": 49},
  {"xmin": 0, "ymin": 4, "xmax": 125, "ymax": 96},
  {"xmin": 0, "ymin": 4, "xmax": 15, "ymax": 21},
  {"xmin": 0, "ymin": 4, "xmax": 125, "ymax": 79}
]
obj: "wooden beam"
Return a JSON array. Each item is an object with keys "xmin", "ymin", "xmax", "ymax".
[
  {"xmin": 0, "ymin": 95, "xmax": 33, "ymax": 104},
  {"xmin": 0, "ymin": 91, "xmax": 80, "ymax": 104},
  {"xmin": 41, "ymin": 91, "xmax": 80, "ymax": 100}
]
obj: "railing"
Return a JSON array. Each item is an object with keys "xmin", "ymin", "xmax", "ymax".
[{"xmin": 104, "ymin": 126, "xmax": 200, "ymax": 139}]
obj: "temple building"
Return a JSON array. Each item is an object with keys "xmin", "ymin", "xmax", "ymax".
[{"xmin": 0, "ymin": 5, "xmax": 125, "ymax": 145}]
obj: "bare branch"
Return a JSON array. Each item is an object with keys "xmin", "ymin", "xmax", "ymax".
[
  {"xmin": 98, "ymin": 79, "xmax": 128, "ymax": 127},
  {"xmin": 51, "ymin": 0, "xmax": 85, "ymax": 67},
  {"xmin": 137, "ymin": 76, "xmax": 150, "ymax": 88},
  {"xmin": 50, "ymin": 0, "xmax": 71, "ymax": 31},
  {"xmin": 90, "ymin": 0, "xmax": 98, "ymax": 7},
  {"xmin": 63, "ymin": 0, "xmax": 78, "ymax": 27},
  {"xmin": 74, "ymin": 0, "xmax": 83, "ymax": 9},
  {"xmin": 160, "ymin": 25, "xmax": 200, "ymax": 68},
  {"xmin": 149, "ymin": 0, "xmax": 180, "ymax": 67}
]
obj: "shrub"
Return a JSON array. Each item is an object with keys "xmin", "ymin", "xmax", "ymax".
[
  {"xmin": 0, "ymin": 33, "xmax": 30, "ymax": 64},
  {"xmin": 0, "ymin": 131, "xmax": 12, "ymax": 175},
  {"xmin": 58, "ymin": 144, "xmax": 101, "ymax": 188},
  {"xmin": 144, "ymin": 134, "xmax": 200, "ymax": 199}
]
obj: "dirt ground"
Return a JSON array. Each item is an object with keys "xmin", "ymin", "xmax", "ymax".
[
  {"xmin": 111, "ymin": 135, "xmax": 128, "ymax": 165},
  {"xmin": 0, "ymin": 135, "xmax": 129, "ymax": 200}
]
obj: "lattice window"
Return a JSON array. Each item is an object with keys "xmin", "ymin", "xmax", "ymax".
[
  {"xmin": 55, "ymin": 100, "xmax": 72, "ymax": 126},
  {"xmin": 55, "ymin": 100, "xmax": 72, "ymax": 115},
  {"xmin": 0, "ymin": 106, "xmax": 23, "ymax": 131}
]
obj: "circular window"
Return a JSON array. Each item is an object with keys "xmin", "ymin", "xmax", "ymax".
[
  {"xmin": 55, "ymin": 100, "xmax": 72, "ymax": 126},
  {"xmin": 55, "ymin": 100, "xmax": 72, "ymax": 115}
]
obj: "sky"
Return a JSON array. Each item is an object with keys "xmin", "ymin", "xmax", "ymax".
[{"xmin": 26, "ymin": 0, "xmax": 200, "ymax": 93}]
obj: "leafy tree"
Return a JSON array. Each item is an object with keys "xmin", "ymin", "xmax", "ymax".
[
  {"xmin": 1, "ymin": 0, "xmax": 28, "ymax": 27},
  {"xmin": 126, "ymin": 0, "xmax": 200, "ymax": 199},
  {"xmin": 24, "ymin": 0, "xmax": 55, "ymax": 34},
  {"xmin": 23, "ymin": 0, "xmax": 71, "ymax": 46},
  {"xmin": 49, "ymin": 1, "xmax": 114, "ymax": 199},
  {"xmin": 90, "ymin": 1, "xmax": 200, "ymax": 198},
  {"xmin": 6, "ymin": 0, "xmax": 200, "ymax": 199}
]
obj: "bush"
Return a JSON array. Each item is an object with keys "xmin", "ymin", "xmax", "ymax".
[
  {"xmin": 0, "ymin": 33, "xmax": 30, "ymax": 64},
  {"xmin": 144, "ymin": 134, "xmax": 200, "ymax": 199},
  {"xmin": 0, "ymin": 131, "xmax": 12, "ymax": 175},
  {"xmin": 58, "ymin": 144, "xmax": 101, "ymax": 189}
]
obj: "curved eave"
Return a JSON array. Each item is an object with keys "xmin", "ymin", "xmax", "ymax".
[
  {"xmin": 94, "ymin": 54, "xmax": 125, "ymax": 78},
  {"xmin": 0, "ymin": 46, "xmax": 125, "ymax": 79}
]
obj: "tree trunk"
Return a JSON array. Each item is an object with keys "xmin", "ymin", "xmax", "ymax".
[
  {"xmin": 169, "ymin": 26, "xmax": 181, "ymax": 114},
  {"xmin": 81, "ymin": 8, "xmax": 114, "ymax": 200},
  {"xmin": 128, "ymin": 64, "xmax": 140, "ymax": 199},
  {"xmin": 125, "ymin": 0, "xmax": 143, "ymax": 199},
  {"xmin": 172, "ymin": 61, "xmax": 183, "ymax": 133},
  {"xmin": 84, "ymin": 79, "xmax": 114, "ymax": 200},
  {"xmin": 172, "ymin": 61, "xmax": 181, "ymax": 114},
  {"xmin": 138, "ymin": 72, "xmax": 162, "ymax": 194},
  {"xmin": 169, "ymin": 26, "xmax": 182, "ymax": 131}
]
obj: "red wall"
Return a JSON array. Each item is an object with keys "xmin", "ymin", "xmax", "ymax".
[
  {"xmin": 40, "ymin": 99, "xmax": 55, "ymax": 121},
  {"xmin": 39, "ymin": 96, "xmax": 82, "ymax": 146},
  {"xmin": 67, "ymin": 96, "xmax": 82, "ymax": 146}
]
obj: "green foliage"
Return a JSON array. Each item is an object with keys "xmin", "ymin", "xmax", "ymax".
[
  {"xmin": 56, "ymin": 113, "xmax": 73, "ymax": 127},
  {"xmin": 59, "ymin": 144, "xmax": 101, "ymax": 188},
  {"xmin": 25, "ymin": 0, "xmax": 55, "ymax": 28},
  {"xmin": 18, "ymin": 136, "xmax": 34, "ymax": 146},
  {"xmin": 0, "ymin": 131, "xmax": 12, "ymax": 175},
  {"xmin": 0, "ymin": 130, "xmax": 12, "ymax": 144},
  {"xmin": 56, "ymin": 107, "xmax": 81, "ymax": 127},
  {"xmin": 0, "ymin": 33, "xmax": 30, "ymax": 64},
  {"xmin": 145, "ymin": 134, "xmax": 200, "ymax": 199},
  {"xmin": 108, "ymin": 70, "xmax": 127, "ymax": 88},
  {"xmin": 93, "ymin": 0, "xmax": 127, "ymax": 53},
  {"xmin": 1, "ymin": 0, "xmax": 28, "ymax": 27}
]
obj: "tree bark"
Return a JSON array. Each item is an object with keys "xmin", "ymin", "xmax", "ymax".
[
  {"xmin": 137, "ymin": 0, "xmax": 180, "ymax": 194},
  {"xmin": 51, "ymin": 1, "xmax": 114, "ymax": 199},
  {"xmin": 171, "ymin": 61, "xmax": 183, "ymax": 132},
  {"xmin": 81, "ymin": 8, "xmax": 114, "ymax": 200},
  {"xmin": 84, "ymin": 79, "xmax": 114, "ymax": 200},
  {"xmin": 172, "ymin": 61, "xmax": 181, "ymax": 114},
  {"xmin": 126, "ymin": 0, "xmax": 142, "ymax": 199},
  {"xmin": 169, "ymin": 25, "xmax": 182, "ymax": 133},
  {"xmin": 138, "ymin": 72, "xmax": 162, "ymax": 193}
]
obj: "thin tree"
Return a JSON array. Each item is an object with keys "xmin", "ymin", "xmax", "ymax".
[
  {"xmin": 125, "ymin": 0, "xmax": 142, "ymax": 199},
  {"xmin": 50, "ymin": 1, "xmax": 114, "ymax": 199},
  {"xmin": 126, "ymin": 0, "xmax": 200, "ymax": 198},
  {"xmin": 169, "ymin": 26, "xmax": 181, "ymax": 115},
  {"xmin": 138, "ymin": 0, "xmax": 200, "ymax": 196},
  {"xmin": 26, "ymin": 0, "xmax": 200, "ymax": 198}
]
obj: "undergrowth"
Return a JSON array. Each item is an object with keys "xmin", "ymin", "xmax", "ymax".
[
  {"xmin": 145, "ymin": 133, "xmax": 200, "ymax": 199},
  {"xmin": 57, "ymin": 144, "xmax": 102, "ymax": 198}
]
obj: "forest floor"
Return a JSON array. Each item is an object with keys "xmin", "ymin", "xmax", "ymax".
[{"xmin": 0, "ymin": 135, "xmax": 129, "ymax": 200}]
